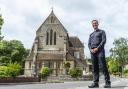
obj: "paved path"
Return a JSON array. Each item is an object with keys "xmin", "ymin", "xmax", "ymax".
[
  {"xmin": 0, "ymin": 76, "xmax": 128, "ymax": 89},
  {"xmin": 69, "ymin": 76, "xmax": 128, "ymax": 89}
]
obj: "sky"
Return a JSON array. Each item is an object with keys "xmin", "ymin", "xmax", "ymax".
[{"xmin": 0, "ymin": 0, "xmax": 128, "ymax": 58}]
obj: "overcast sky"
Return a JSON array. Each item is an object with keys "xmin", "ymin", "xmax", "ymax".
[{"xmin": 0, "ymin": 0, "xmax": 128, "ymax": 58}]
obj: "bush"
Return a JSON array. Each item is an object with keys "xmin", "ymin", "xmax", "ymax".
[
  {"xmin": 0, "ymin": 66, "xmax": 8, "ymax": 77},
  {"xmin": 7, "ymin": 62, "xmax": 22, "ymax": 77},
  {"xmin": 123, "ymin": 69, "xmax": 128, "ymax": 76},
  {"xmin": 0, "ymin": 62, "xmax": 21, "ymax": 78},
  {"xmin": 108, "ymin": 59, "xmax": 121, "ymax": 74},
  {"xmin": 64, "ymin": 61, "xmax": 70, "ymax": 68},
  {"xmin": 40, "ymin": 67, "xmax": 50, "ymax": 79},
  {"xmin": 69, "ymin": 68, "xmax": 82, "ymax": 78}
]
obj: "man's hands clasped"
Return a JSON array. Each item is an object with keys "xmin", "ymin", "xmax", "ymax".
[{"xmin": 91, "ymin": 48, "xmax": 98, "ymax": 54}]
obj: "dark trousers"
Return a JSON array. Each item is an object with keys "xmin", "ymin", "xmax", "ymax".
[{"xmin": 91, "ymin": 49, "xmax": 110, "ymax": 84}]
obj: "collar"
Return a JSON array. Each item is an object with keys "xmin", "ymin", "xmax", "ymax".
[{"xmin": 94, "ymin": 28, "xmax": 100, "ymax": 32}]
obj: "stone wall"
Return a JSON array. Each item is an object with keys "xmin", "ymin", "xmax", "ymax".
[{"xmin": 0, "ymin": 77, "xmax": 40, "ymax": 83}]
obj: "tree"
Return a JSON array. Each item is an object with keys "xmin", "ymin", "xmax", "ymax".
[
  {"xmin": 110, "ymin": 38, "xmax": 128, "ymax": 77},
  {"xmin": 0, "ymin": 40, "xmax": 29, "ymax": 65},
  {"xmin": 0, "ymin": 14, "xmax": 4, "ymax": 41}
]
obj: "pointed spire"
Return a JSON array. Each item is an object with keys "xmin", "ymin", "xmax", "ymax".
[
  {"xmin": 51, "ymin": 7, "xmax": 53, "ymax": 13},
  {"xmin": 51, "ymin": 5, "xmax": 53, "ymax": 11},
  {"xmin": 50, "ymin": 7, "xmax": 54, "ymax": 16},
  {"xmin": 51, "ymin": 0, "xmax": 54, "ymax": 12}
]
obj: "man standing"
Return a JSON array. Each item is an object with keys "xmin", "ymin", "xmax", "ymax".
[{"xmin": 88, "ymin": 20, "xmax": 111, "ymax": 88}]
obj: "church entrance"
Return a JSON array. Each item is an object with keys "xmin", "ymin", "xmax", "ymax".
[{"xmin": 42, "ymin": 60, "xmax": 63, "ymax": 76}]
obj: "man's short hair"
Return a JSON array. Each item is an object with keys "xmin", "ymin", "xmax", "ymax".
[{"xmin": 92, "ymin": 20, "xmax": 98, "ymax": 23}]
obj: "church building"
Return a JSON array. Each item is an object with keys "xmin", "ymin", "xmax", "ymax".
[{"xmin": 24, "ymin": 10, "xmax": 86, "ymax": 77}]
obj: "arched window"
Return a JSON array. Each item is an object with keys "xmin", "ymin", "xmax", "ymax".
[
  {"xmin": 51, "ymin": 16, "xmax": 55, "ymax": 23},
  {"xmin": 54, "ymin": 32, "xmax": 56, "ymax": 45},
  {"xmin": 50, "ymin": 29, "xmax": 53, "ymax": 45},
  {"xmin": 46, "ymin": 32, "xmax": 49, "ymax": 45}
]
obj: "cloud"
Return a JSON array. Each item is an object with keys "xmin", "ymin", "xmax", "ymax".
[{"xmin": 1, "ymin": 0, "xmax": 128, "ymax": 58}]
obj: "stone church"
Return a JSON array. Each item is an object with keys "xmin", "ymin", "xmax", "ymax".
[{"xmin": 24, "ymin": 10, "xmax": 86, "ymax": 77}]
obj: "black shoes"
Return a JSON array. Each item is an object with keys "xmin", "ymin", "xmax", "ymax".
[
  {"xmin": 88, "ymin": 83, "xmax": 99, "ymax": 88},
  {"xmin": 88, "ymin": 83, "xmax": 111, "ymax": 88},
  {"xmin": 104, "ymin": 83, "xmax": 111, "ymax": 88}
]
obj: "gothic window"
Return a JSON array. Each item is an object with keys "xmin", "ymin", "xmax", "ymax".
[
  {"xmin": 29, "ymin": 61, "xmax": 31, "ymax": 69},
  {"xmin": 46, "ymin": 32, "xmax": 49, "ymax": 45},
  {"xmin": 74, "ymin": 52, "xmax": 80, "ymax": 59},
  {"xmin": 51, "ymin": 16, "xmax": 55, "ymax": 23},
  {"xmin": 54, "ymin": 32, "xmax": 56, "ymax": 45},
  {"xmin": 50, "ymin": 29, "xmax": 53, "ymax": 45}
]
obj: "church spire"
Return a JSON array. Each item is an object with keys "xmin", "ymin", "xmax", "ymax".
[
  {"xmin": 51, "ymin": 7, "xmax": 53, "ymax": 13},
  {"xmin": 51, "ymin": 0, "xmax": 54, "ymax": 12}
]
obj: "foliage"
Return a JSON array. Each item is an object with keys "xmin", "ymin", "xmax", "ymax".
[
  {"xmin": 0, "ymin": 66, "xmax": 8, "ymax": 77},
  {"xmin": 110, "ymin": 38, "xmax": 128, "ymax": 76},
  {"xmin": 123, "ymin": 69, "xmax": 128, "ymax": 74},
  {"xmin": 110, "ymin": 38, "xmax": 128, "ymax": 65},
  {"xmin": 7, "ymin": 62, "xmax": 22, "ymax": 77},
  {"xmin": 0, "ymin": 56, "xmax": 11, "ymax": 65},
  {"xmin": 64, "ymin": 61, "xmax": 71, "ymax": 68},
  {"xmin": 40, "ymin": 67, "xmax": 50, "ymax": 79},
  {"xmin": 107, "ymin": 57, "xmax": 121, "ymax": 74},
  {"xmin": 0, "ymin": 40, "xmax": 29, "ymax": 65},
  {"xmin": 0, "ymin": 14, "xmax": 4, "ymax": 41},
  {"xmin": 69, "ymin": 68, "xmax": 82, "ymax": 78},
  {"xmin": 123, "ymin": 69, "xmax": 128, "ymax": 76},
  {"xmin": 0, "ymin": 62, "xmax": 22, "ymax": 77}
]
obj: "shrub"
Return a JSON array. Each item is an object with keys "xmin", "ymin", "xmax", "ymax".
[
  {"xmin": 123, "ymin": 69, "xmax": 128, "ymax": 76},
  {"xmin": 69, "ymin": 68, "xmax": 82, "ymax": 78},
  {"xmin": 108, "ymin": 60, "xmax": 121, "ymax": 74},
  {"xmin": 7, "ymin": 62, "xmax": 22, "ymax": 77},
  {"xmin": 0, "ymin": 66, "xmax": 8, "ymax": 77},
  {"xmin": 0, "ymin": 62, "xmax": 21, "ymax": 78},
  {"xmin": 40, "ymin": 67, "xmax": 50, "ymax": 79},
  {"xmin": 124, "ymin": 69, "xmax": 128, "ymax": 73},
  {"xmin": 64, "ymin": 61, "xmax": 70, "ymax": 68}
]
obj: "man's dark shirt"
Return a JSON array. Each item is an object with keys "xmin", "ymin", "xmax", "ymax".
[{"xmin": 88, "ymin": 29, "xmax": 106, "ymax": 51}]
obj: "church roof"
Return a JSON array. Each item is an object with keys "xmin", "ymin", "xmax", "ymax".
[
  {"xmin": 68, "ymin": 36, "xmax": 84, "ymax": 47},
  {"xmin": 37, "ymin": 10, "xmax": 68, "ymax": 33}
]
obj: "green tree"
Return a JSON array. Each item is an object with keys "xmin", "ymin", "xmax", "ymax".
[
  {"xmin": 110, "ymin": 38, "xmax": 128, "ymax": 77},
  {"xmin": 0, "ymin": 40, "xmax": 29, "ymax": 65},
  {"xmin": 0, "ymin": 14, "xmax": 4, "ymax": 41}
]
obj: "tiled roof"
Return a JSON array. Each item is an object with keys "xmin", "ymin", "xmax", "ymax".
[
  {"xmin": 69, "ymin": 37, "xmax": 84, "ymax": 47},
  {"xmin": 67, "ymin": 53, "xmax": 76, "ymax": 61},
  {"xmin": 67, "ymin": 53, "xmax": 86, "ymax": 65}
]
